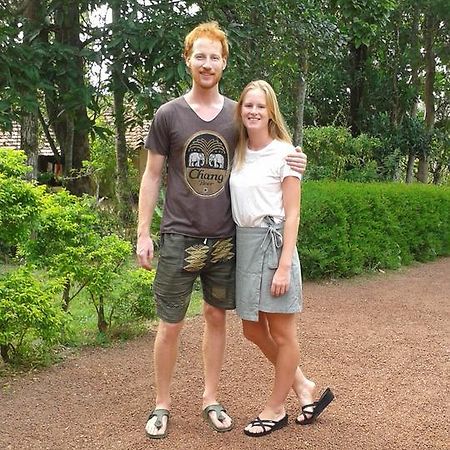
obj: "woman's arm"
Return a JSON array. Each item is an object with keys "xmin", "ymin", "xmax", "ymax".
[{"xmin": 271, "ymin": 176, "xmax": 301, "ymax": 297}]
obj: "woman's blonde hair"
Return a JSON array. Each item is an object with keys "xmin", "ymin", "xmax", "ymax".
[
  {"xmin": 184, "ymin": 21, "xmax": 229, "ymax": 60},
  {"xmin": 234, "ymin": 80, "xmax": 292, "ymax": 169}
]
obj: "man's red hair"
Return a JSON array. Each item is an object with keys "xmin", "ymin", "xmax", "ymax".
[{"xmin": 184, "ymin": 21, "xmax": 229, "ymax": 60}]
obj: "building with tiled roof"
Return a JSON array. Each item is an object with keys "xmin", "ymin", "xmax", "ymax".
[{"xmin": 0, "ymin": 119, "xmax": 151, "ymax": 177}]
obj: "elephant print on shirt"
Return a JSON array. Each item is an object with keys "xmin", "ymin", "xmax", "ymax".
[
  {"xmin": 184, "ymin": 131, "xmax": 230, "ymax": 197},
  {"xmin": 188, "ymin": 152, "xmax": 205, "ymax": 167},
  {"xmin": 208, "ymin": 153, "xmax": 225, "ymax": 169}
]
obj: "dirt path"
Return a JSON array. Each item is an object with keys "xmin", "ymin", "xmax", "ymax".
[{"xmin": 1, "ymin": 258, "xmax": 449, "ymax": 450}]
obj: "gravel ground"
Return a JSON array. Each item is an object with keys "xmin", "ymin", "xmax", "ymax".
[{"xmin": 1, "ymin": 258, "xmax": 449, "ymax": 450}]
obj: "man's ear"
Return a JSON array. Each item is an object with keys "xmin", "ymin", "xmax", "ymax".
[
  {"xmin": 222, "ymin": 58, "xmax": 227, "ymax": 70},
  {"xmin": 185, "ymin": 57, "xmax": 191, "ymax": 73}
]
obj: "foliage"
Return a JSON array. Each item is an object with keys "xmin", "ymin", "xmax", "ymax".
[
  {"xmin": 302, "ymin": 126, "xmax": 382, "ymax": 181},
  {"xmin": 0, "ymin": 149, "xmax": 44, "ymax": 256},
  {"xmin": 19, "ymin": 190, "xmax": 99, "ymax": 284},
  {"xmin": 86, "ymin": 119, "xmax": 142, "ymax": 202},
  {"xmin": 0, "ymin": 148, "xmax": 31, "ymax": 178},
  {"xmin": 429, "ymin": 128, "xmax": 450, "ymax": 184},
  {"xmin": 86, "ymin": 122, "xmax": 117, "ymax": 199},
  {"xmin": 331, "ymin": 0, "xmax": 397, "ymax": 48},
  {"xmin": 83, "ymin": 234, "xmax": 132, "ymax": 329},
  {"xmin": 0, "ymin": 266, "xmax": 65, "ymax": 363},
  {"xmin": 299, "ymin": 181, "xmax": 450, "ymax": 279},
  {"xmin": 110, "ymin": 267, "xmax": 156, "ymax": 324}
]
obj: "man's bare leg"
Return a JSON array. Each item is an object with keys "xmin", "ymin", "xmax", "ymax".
[
  {"xmin": 202, "ymin": 302, "xmax": 232, "ymax": 430},
  {"xmin": 145, "ymin": 319, "xmax": 184, "ymax": 437}
]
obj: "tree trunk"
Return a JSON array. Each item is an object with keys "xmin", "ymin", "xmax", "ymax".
[
  {"xmin": 45, "ymin": 2, "xmax": 92, "ymax": 195},
  {"xmin": 406, "ymin": 6, "xmax": 421, "ymax": 183},
  {"xmin": 20, "ymin": 0, "xmax": 43, "ymax": 180},
  {"xmin": 410, "ymin": 6, "xmax": 420, "ymax": 119},
  {"xmin": 97, "ymin": 295, "xmax": 108, "ymax": 333},
  {"xmin": 423, "ymin": 14, "xmax": 436, "ymax": 132},
  {"xmin": 111, "ymin": 1, "xmax": 134, "ymax": 226},
  {"xmin": 418, "ymin": 13, "xmax": 437, "ymax": 183},
  {"xmin": 432, "ymin": 162, "xmax": 443, "ymax": 185},
  {"xmin": 349, "ymin": 43, "xmax": 368, "ymax": 136},
  {"xmin": 391, "ymin": 15, "xmax": 401, "ymax": 127},
  {"xmin": 0, "ymin": 344, "xmax": 10, "ymax": 363},
  {"xmin": 20, "ymin": 113, "xmax": 39, "ymax": 180},
  {"xmin": 62, "ymin": 278, "xmax": 71, "ymax": 312},
  {"xmin": 293, "ymin": 54, "xmax": 308, "ymax": 148},
  {"xmin": 406, "ymin": 153, "xmax": 415, "ymax": 183}
]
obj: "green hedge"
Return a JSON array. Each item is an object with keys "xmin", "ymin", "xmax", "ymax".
[{"xmin": 299, "ymin": 182, "xmax": 450, "ymax": 279}]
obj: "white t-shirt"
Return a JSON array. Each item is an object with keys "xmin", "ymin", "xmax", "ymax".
[{"xmin": 230, "ymin": 139, "xmax": 302, "ymax": 227}]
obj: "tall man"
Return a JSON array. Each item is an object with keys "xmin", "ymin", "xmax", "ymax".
[{"xmin": 137, "ymin": 22, "xmax": 307, "ymax": 439}]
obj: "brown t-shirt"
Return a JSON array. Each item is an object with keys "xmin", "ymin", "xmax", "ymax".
[{"xmin": 145, "ymin": 96, "xmax": 238, "ymax": 238}]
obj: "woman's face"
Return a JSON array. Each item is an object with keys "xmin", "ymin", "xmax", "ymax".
[{"xmin": 240, "ymin": 88, "xmax": 270, "ymax": 133}]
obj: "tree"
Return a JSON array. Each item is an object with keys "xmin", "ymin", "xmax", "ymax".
[{"xmin": 331, "ymin": 0, "xmax": 397, "ymax": 135}]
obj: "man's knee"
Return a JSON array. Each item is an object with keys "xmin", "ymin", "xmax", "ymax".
[
  {"xmin": 203, "ymin": 302, "xmax": 226, "ymax": 327},
  {"xmin": 157, "ymin": 319, "xmax": 184, "ymax": 343}
]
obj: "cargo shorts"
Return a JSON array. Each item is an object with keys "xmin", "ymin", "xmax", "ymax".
[{"xmin": 153, "ymin": 233, "xmax": 236, "ymax": 323}]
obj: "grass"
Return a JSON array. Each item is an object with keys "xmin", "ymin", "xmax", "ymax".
[{"xmin": 64, "ymin": 278, "xmax": 204, "ymax": 348}]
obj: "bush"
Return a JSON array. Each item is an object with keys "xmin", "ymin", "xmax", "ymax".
[
  {"xmin": 0, "ymin": 148, "xmax": 31, "ymax": 178},
  {"xmin": 0, "ymin": 175, "xmax": 43, "ymax": 251},
  {"xmin": 112, "ymin": 268, "xmax": 157, "ymax": 324},
  {"xmin": 303, "ymin": 126, "xmax": 383, "ymax": 182},
  {"xmin": 299, "ymin": 182, "xmax": 450, "ymax": 279},
  {"xmin": 0, "ymin": 267, "xmax": 65, "ymax": 363}
]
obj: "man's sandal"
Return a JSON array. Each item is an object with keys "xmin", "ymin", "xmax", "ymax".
[
  {"xmin": 145, "ymin": 408, "xmax": 170, "ymax": 439},
  {"xmin": 202, "ymin": 403, "xmax": 233, "ymax": 432},
  {"xmin": 296, "ymin": 387, "xmax": 335, "ymax": 425},
  {"xmin": 244, "ymin": 414, "xmax": 288, "ymax": 437}
]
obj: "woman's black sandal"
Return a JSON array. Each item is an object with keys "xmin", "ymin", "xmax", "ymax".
[
  {"xmin": 244, "ymin": 414, "xmax": 288, "ymax": 437},
  {"xmin": 296, "ymin": 387, "xmax": 335, "ymax": 425}
]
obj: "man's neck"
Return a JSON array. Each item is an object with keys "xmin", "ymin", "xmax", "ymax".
[
  {"xmin": 184, "ymin": 85, "xmax": 224, "ymax": 121},
  {"xmin": 185, "ymin": 84, "xmax": 222, "ymax": 106}
]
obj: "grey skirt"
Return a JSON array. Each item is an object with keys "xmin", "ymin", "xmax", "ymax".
[{"xmin": 235, "ymin": 220, "xmax": 302, "ymax": 321}]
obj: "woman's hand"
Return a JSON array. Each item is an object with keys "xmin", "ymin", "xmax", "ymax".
[{"xmin": 271, "ymin": 266, "xmax": 291, "ymax": 297}]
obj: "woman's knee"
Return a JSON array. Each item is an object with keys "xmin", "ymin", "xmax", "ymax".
[
  {"xmin": 242, "ymin": 321, "xmax": 265, "ymax": 344},
  {"xmin": 270, "ymin": 327, "xmax": 298, "ymax": 347}
]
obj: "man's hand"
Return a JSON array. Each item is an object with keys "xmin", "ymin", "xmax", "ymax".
[
  {"xmin": 286, "ymin": 146, "xmax": 307, "ymax": 174},
  {"xmin": 136, "ymin": 235, "xmax": 154, "ymax": 270}
]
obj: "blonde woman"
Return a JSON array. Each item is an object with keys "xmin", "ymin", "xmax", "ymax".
[{"xmin": 230, "ymin": 80, "xmax": 333, "ymax": 437}]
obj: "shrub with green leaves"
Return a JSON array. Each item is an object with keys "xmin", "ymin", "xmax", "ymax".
[
  {"xmin": 0, "ymin": 148, "xmax": 31, "ymax": 178},
  {"xmin": 303, "ymin": 127, "xmax": 382, "ymax": 182},
  {"xmin": 0, "ymin": 148, "xmax": 44, "ymax": 258},
  {"xmin": 82, "ymin": 234, "xmax": 133, "ymax": 332},
  {"xmin": 111, "ymin": 268, "xmax": 156, "ymax": 324},
  {"xmin": 299, "ymin": 182, "xmax": 450, "ymax": 279},
  {"xmin": 18, "ymin": 190, "xmax": 150, "ymax": 332},
  {"xmin": 0, "ymin": 267, "xmax": 65, "ymax": 363},
  {"xmin": 0, "ymin": 175, "xmax": 43, "ymax": 249},
  {"xmin": 20, "ymin": 189, "xmax": 99, "ymax": 266},
  {"xmin": 18, "ymin": 190, "xmax": 101, "ymax": 308}
]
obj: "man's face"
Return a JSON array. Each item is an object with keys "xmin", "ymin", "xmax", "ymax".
[{"xmin": 186, "ymin": 38, "xmax": 227, "ymax": 89}]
